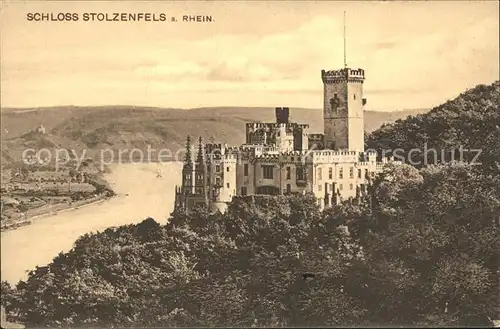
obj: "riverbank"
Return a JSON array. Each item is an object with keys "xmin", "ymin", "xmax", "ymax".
[
  {"xmin": 1, "ymin": 194, "xmax": 114, "ymax": 232},
  {"xmin": 1, "ymin": 162, "xmax": 183, "ymax": 284}
]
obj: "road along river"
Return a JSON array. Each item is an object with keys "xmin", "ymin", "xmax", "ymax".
[{"xmin": 1, "ymin": 162, "xmax": 183, "ymax": 284}]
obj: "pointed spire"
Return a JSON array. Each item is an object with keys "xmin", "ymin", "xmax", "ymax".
[
  {"xmin": 184, "ymin": 135, "xmax": 193, "ymax": 165},
  {"xmin": 196, "ymin": 136, "xmax": 204, "ymax": 164}
]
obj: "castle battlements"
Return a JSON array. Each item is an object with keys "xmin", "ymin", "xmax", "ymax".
[
  {"xmin": 254, "ymin": 154, "xmax": 281, "ymax": 161},
  {"xmin": 246, "ymin": 122, "xmax": 310, "ymax": 130},
  {"xmin": 222, "ymin": 154, "xmax": 238, "ymax": 161},
  {"xmin": 321, "ymin": 68, "xmax": 365, "ymax": 83},
  {"xmin": 312, "ymin": 150, "xmax": 358, "ymax": 156},
  {"xmin": 358, "ymin": 161, "xmax": 377, "ymax": 167}
]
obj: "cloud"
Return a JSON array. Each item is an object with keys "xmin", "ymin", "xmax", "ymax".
[
  {"xmin": 1, "ymin": 2, "xmax": 498, "ymax": 110},
  {"xmin": 373, "ymin": 41, "xmax": 398, "ymax": 51}
]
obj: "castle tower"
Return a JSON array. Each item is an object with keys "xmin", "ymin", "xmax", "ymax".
[
  {"xmin": 322, "ymin": 68, "xmax": 365, "ymax": 152},
  {"xmin": 321, "ymin": 13, "xmax": 366, "ymax": 152}
]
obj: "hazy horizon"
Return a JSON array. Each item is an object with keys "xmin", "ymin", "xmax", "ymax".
[
  {"xmin": 1, "ymin": 1, "xmax": 498, "ymax": 111},
  {"xmin": 0, "ymin": 104, "xmax": 431, "ymax": 112}
]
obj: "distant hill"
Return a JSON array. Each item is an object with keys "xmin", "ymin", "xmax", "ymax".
[
  {"xmin": 367, "ymin": 80, "xmax": 500, "ymax": 170},
  {"xmin": 0, "ymin": 106, "xmax": 428, "ymax": 166}
]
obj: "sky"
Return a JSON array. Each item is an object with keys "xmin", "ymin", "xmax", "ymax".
[{"xmin": 0, "ymin": 1, "xmax": 498, "ymax": 111}]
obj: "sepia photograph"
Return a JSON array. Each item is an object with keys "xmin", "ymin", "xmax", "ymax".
[{"xmin": 0, "ymin": 0, "xmax": 499, "ymax": 328}]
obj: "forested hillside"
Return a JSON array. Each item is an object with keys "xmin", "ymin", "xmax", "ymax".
[
  {"xmin": 1, "ymin": 163, "xmax": 499, "ymax": 327},
  {"xmin": 1, "ymin": 106, "xmax": 427, "ymax": 166},
  {"xmin": 367, "ymin": 81, "xmax": 500, "ymax": 171},
  {"xmin": 2, "ymin": 82, "xmax": 499, "ymax": 327}
]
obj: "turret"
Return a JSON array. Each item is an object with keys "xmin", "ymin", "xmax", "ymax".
[
  {"xmin": 194, "ymin": 137, "xmax": 208, "ymax": 198},
  {"xmin": 181, "ymin": 135, "xmax": 195, "ymax": 195}
]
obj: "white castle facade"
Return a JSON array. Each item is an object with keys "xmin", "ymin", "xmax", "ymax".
[{"xmin": 175, "ymin": 66, "xmax": 394, "ymax": 213}]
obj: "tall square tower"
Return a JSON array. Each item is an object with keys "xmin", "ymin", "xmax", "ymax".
[{"xmin": 321, "ymin": 68, "xmax": 366, "ymax": 152}]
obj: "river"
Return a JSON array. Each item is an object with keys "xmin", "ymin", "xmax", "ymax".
[{"xmin": 0, "ymin": 162, "xmax": 183, "ymax": 285}]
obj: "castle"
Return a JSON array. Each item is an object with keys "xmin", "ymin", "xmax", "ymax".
[{"xmin": 174, "ymin": 65, "xmax": 396, "ymax": 213}]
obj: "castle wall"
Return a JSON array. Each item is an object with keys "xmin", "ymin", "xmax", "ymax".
[
  {"xmin": 236, "ymin": 158, "xmax": 255, "ymax": 196},
  {"xmin": 214, "ymin": 157, "xmax": 237, "ymax": 203},
  {"xmin": 180, "ymin": 145, "xmax": 388, "ymax": 213},
  {"xmin": 347, "ymin": 82, "xmax": 365, "ymax": 152},
  {"xmin": 323, "ymin": 81, "xmax": 349, "ymax": 150}
]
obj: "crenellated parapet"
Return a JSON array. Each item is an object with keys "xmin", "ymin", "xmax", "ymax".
[
  {"xmin": 246, "ymin": 122, "xmax": 310, "ymax": 130},
  {"xmin": 321, "ymin": 68, "xmax": 365, "ymax": 84},
  {"xmin": 254, "ymin": 154, "xmax": 282, "ymax": 163},
  {"xmin": 310, "ymin": 149, "xmax": 359, "ymax": 164}
]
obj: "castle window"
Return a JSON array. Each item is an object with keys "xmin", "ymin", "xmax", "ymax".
[
  {"xmin": 339, "ymin": 168, "xmax": 344, "ymax": 179},
  {"xmin": 317, "ymin": 168, "xmax": 322, "ymax": 180},
  {"xmin": 227, "ymin": 183, "xmax": 230, "ymax": 188},
  {"xmin": 244, "ymin": 164, "xmax": 249, "ymax": 176},
  {"xmin": 330, "ymin": 94, "xmax": 340, "ymax": 112},
  {"xmin": 241, "ymin": 186, "xmax": 247, "ymax": 196},
  {"xmin": 215, "ymin": 165, "xmax": 220, "ymax": 173},
  {"xmin": 350, "ymin": 183, "xmax": 354, "ymax": 190},
  {"xmin": 329, "ymin": 167, "xmax": 333, "ymax": 179},
  {"xmin": 358, "ymin": 169, "xmax": 362, "ymax": 179},
  {"xmin": 339, "ymin": 184, "xmax": 343, "ymax": 190},
  {"xmin": 296, "ymin": 167, "xmax": 305, "ymax": 181},
  {"xmin": 365, "ymin": 169, "xmax": 369, "ymax": 178},
  {"xmin": 286, "ymin": 184, "xmax": 291, "ymax": 194},
  {"xmin": 318, "ymin": 184, "xmax": 322, "ymax": 192},
  {"xmin": 216, "ymin": 177, "xmax": 221, "ymax": 185},
  {"xmin": 286, "ymin": 166, "xmax": 291, "ymax": 180},
  {"xmin": 350, "ymin": 167, "xmax": 354, "ymax": 178},
  {"xmin": 227, "ymin": 166, "xmax": 230, "ymax": 172},
  {"xmin": 353, "ymin": 93, "xmax": 356, "ymax": 100},
  {"xmin": 262, "ymin": 165, "xmax": 274, "ymax": 179}
]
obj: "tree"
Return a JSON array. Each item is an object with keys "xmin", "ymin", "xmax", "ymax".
[{"xmin": 5, "ymin": 164, "xmax": 499, "ymax": 327}]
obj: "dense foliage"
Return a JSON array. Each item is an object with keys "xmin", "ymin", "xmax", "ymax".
[
  {"xmin": 1, "ymin": 162, "xmax": 499, "ymax": 327},
  {"xmin": 2, "ymin": 81, "xmax": 499, "ymax": 327},
  {"xmin": 366, "ymin": 81, "xmax": 500, "ymax": 172}
]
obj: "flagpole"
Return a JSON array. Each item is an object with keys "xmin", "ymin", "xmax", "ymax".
[{"xmin": 344, "ymin": 11, "xmax": 347, "ymax": 69}]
